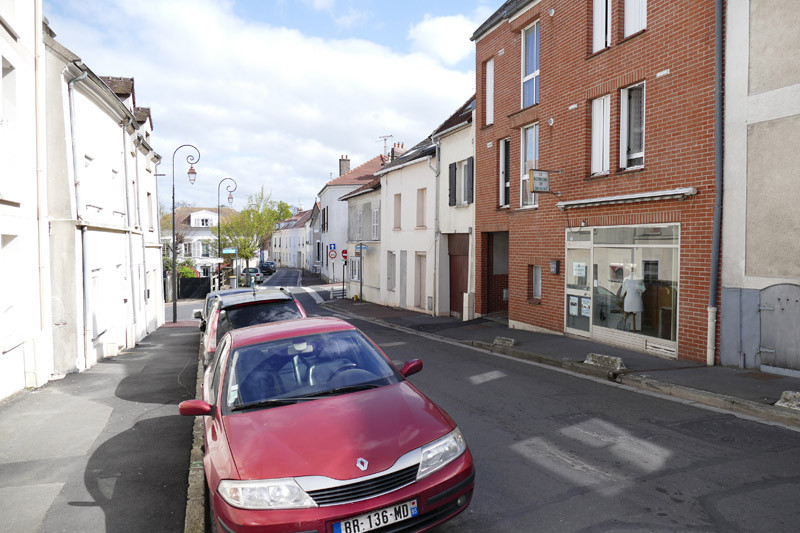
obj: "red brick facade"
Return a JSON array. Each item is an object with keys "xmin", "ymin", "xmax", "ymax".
[{"xmin": 473, "ymin": 0, "xmax": 718, "ymax": 362}]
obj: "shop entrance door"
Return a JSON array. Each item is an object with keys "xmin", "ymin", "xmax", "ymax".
[{"xmin": 565, "ymin": 246, "xmax": 592, "ymax": 336}]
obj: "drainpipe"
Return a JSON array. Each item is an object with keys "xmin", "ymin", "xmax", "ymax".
[
  {"xmin": 707, "ymin": 0, "xmax": 724, "ymax": 367},
  {"xmin": 68, "ymin": 67, "xmax": 90, "ymax": 370},
  {"xmin": 429, "ymin": 138, "xmax": 441, "ymax": 317},
  {"xmin": 139, "ymin": 152, "xmax": 150, "ymax": 333},
  {"xmin": 122, "ymin": 118, "xmax": 139, "ymax": 345}
]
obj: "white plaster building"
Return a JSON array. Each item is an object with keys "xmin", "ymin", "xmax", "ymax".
[
  {"xmin": 318, "ymin": 155, "xmax": 384, "ymax": 283},
  {"xmin": 0, "ymin": 0, "xmax": 53, "ymax": 399},
  {"xmin": 341, "ymin": 178, "xmax": 381, "ymax": 302},
  {"xmin": 272, "ymin": 209, "xmax": 312, "ymax": 269},
  {"xmin": 377, "ymin": 142, "xmax": 437, "ymax": 312},
  {"xmin": 45, "ymin": 29, "xmax": 162, "ymax": 375},
  {"xmin": 162, "ymin": 206, "xmax": 236, "ymax": 277},
  {"xmin": 721, "ymin": 0, "xmax": 800, "ymax": 374},
  {"xmin": 432, "ymin": 96, "xmax": 476, "ymax": 319}
]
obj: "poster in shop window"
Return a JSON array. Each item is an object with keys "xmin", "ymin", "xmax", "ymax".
[
  {"xmin": 569, "ymin": 296, "xmax": 579, "ymax": 316},
  {"xmin": 581, "ymin": 297, "xmax": 591, "ymax": 317}
]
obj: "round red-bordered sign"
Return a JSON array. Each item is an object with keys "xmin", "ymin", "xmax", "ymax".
[
  {"xmin": 328, "ymin": 250, "xmax": 337, "ymax": 259},
  {"xmin": 342, "ymin": 250, "xmax": 348, "ymax": 260}
]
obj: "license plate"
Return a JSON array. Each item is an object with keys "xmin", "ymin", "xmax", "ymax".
[{"xmin": 333, "ymin": 499, "xmax": 418, "ymax": 533}]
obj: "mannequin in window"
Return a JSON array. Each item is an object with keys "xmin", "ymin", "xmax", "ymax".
[{"xmin": 619, "ymin": 268, "xmax": 645, "ymax": 331}]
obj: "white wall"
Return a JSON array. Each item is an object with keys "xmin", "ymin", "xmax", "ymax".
[
  {"xmin": 319, "ymin": 184, "xmax": 360, "ymax": 282},
  {"xmin": 346, "ymin": 189, "xmax": 381, "ymax": 302}
]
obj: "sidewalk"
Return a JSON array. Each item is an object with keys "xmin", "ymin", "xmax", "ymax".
[
  {"xmin": 0, "ymin": 325, "xmax": 200, "ymax": 532},
  {"xmin": 324, "ymin": 298, "xmax": 800, "ymax": 429}
]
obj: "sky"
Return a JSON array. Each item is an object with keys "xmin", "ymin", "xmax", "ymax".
[{"xmin": 43, "ymin": 0, "xmax": 497, "ymax": 214}]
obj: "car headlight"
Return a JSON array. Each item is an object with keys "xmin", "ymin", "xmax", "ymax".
[
  {"xmin": 417, "ymin": 428, "xmax": 467, "ymax": 480},
  {"xmin": 217, "ymin": 478, "xmax": 317, "ymax": 510}
]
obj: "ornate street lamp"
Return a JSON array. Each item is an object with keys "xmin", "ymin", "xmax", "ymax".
[
  {"xmin": 172, "ymin": 144, "xmax": 200, "ymax": 323},
  {"xmin": 217, "ymin": 177, "xmax": 237, "ymax": 287}
]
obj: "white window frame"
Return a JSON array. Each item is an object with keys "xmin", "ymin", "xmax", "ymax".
[
  {"xmin": 393, "ymin": 194, "xmax": 401, "ymax": 229},
  {"xmin": 531, "ymin": 265, "xmax": 542, "ymax": 299},
  {"xmin": 620, "ymin": 82, "xmax": 645, "ymax": 169},
  {"xmin": 459, "ymin": 161, "xmax": 470, "ymax": 206},
  {"xmin": 624, "ymin": 0, "xmax": 647, "ymax": 37},
  {"xmin": 591, "ymin": 95, "xmax": 611, "ymax": 175},
  {"xmin": 499, "ymin": 138, "xmax": 510, "ymax": 208},
  {"xmin": 371, "ymin": 208, "xmax": 379, "ymax": 240},
  {"xmin": 485, "ymin": 58, "xmax": 495, "ymax": 125},
  {"xmin": 183, "ymin": 242, "xmax": 192, "ymax": 257},
  {"xmin": 354, "ymin": 210, "xmax": 362, "ymax": 241},
  {"xmin": 593, "ymin": 0, "xmax": 611, "ymax": 52},
  {"xmin": 350, "ymin": 256, "xmax": 361, "ymax": 281},
  {"xmin": 520, "ymin": 123, "xmax": 539, "ymax": 208},
  {"xmin": 521, "ymin": 21, "xmax": 540, "ymax": 108}
]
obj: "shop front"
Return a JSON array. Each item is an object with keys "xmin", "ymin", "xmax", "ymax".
[{"xmin": 564, "ymin": 224, "xmax": 680, "ymax": 358}]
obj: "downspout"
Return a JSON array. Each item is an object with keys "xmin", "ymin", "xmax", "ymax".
[
  {"xmin": 122, "ymin": 119, "xmax": 139, "ymax": 345},
  {"xmin": 707, "ymin": 0, "xmax": 724, "ymax": 367},
  {"xmin": 68, "ymin": 67, "xmax": 90, "ymax": 370},
  {"xmin": 138, "ymin": 150, "xmax": 150, "ymax": 333},
  {"xmin": 429, "ymin": 139, "xmax": 441, "ymax": 317}
]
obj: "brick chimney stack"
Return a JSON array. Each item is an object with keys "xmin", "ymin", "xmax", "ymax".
[
  {"xmin": 390, "ymin": 143, "xmax": 407, "ymax": 162},
  {"xmin": 339, "ymin": 154, "xmax": 350, "ymax": 176}
]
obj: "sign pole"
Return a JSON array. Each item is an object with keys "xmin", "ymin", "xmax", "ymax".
[
  {"xmin": 359, "ymin": 242, "xmax": 363, "ymax": 302},
  {"xmin": 342, "ymin": 261, "xmax": 345, "ymax": 299}
]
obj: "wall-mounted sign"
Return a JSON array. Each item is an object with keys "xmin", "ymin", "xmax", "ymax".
[{"xmin": 529, "ymin": 169, "xmax": 550, "ymax": 193}]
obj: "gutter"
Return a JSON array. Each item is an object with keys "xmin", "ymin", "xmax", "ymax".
[
  {"xmin": 67, "ymin": 66, "xmax": 91, "ymax": 371},
  {"xmin": 374, "ymin": 155, "xmax": 433, "ymax": 176},
  {"xmin": 708, "ymin": 0, "xmax": 724, "ymax": 367},
  {"xmin": 430, "ymin": 138, "xmax": 441, "ymax": 317}
]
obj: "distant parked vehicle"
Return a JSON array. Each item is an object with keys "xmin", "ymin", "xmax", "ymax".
[
  {"xmin": 180, "ymin": 317, "xmax": 474, "ymax": 533},
  {"xmin": 260, "ymin": 261, "xmax": 276, "ymax": 275},
  {"xmin": 240, "ymin": 267, "xmax": 263, "ymax": 285}
]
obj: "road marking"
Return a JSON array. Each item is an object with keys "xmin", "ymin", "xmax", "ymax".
[
  {"xmin": 299, "ymin": 286, "xmax": 325, "ymax": 304},
  {"xmin": 469, "ymin": 370, "xmax": 506, "ymax": 385},
  {"xmin": 296, "ymin": 270, "xmax": 302, "ymax": 287},
  {"xmin": 380, "ymin": 342, "xmax": 406, "ymax": 348}
]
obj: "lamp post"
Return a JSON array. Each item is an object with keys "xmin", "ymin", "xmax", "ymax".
[
  {"xmin": 172, "ymin": 144, "xmax": 200, "ymax": 323},
  {"xmin": 217, "ymin": 177, "xmax": 237, "ymax": 288}
]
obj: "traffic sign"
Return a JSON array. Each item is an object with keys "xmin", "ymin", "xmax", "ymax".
[
  {"xmin": 355, "ymin": 244, "xmax": 368, "ymax": 250},
  {"xmin": 328, "ymin": 250, "xmax": 337, "ymax": 259},
  {"xmin": 342, "ymin": 250, "xmax": 348, "ymax": 260},
  {"xmin": 222, "ymin": 248, "xmax": 237, "ymax": 254}
]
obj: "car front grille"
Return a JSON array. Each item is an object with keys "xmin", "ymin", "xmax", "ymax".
[{"xmin": 306, "ymin": 464, "xmax": 419, "ymax": 506}]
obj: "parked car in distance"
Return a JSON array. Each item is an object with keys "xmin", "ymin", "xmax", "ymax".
[
  {"xmin": 202, "ymin": 288, "xmax": 307, "ymax": 364},
  {"xmin": 180, "ymin": 317, "xmax": 474, "ymax": 533},
  {"xmin": 260, "ymin": 261, "xmax": 276, "ymax": 275},
  {"xmin": 194, "ymin": 287, "xmax": 255, "ymax": 332},
  {"xmin": 240, "ymin": 267, "xmax": 263, "ymax": 285}
]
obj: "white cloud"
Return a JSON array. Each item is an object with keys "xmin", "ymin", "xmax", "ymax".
[
  {"xmin": 407, "ymin": 13, "xmax": 477, "ymax": 67},
  {"xmin": 44, "ymin": 0, "xmax": 474, "ymax": 211}
]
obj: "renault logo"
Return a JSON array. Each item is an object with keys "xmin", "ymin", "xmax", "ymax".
[{"xmin": 356, "ymin": 458, "xmax": 368, "ymax": 471}]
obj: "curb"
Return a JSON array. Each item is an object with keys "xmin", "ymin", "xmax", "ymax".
[
  {"xmin": 326, "ymin": 301, "xmax": 800, "ymax": 430},
  {"xmin": 184, "ymin": 342, "xmax": 207, "ymax": 533}
]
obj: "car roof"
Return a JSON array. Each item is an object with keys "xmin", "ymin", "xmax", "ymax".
[
  {"xmin": 218, "ymin": 288, "xmax": 294, "ymax": 308},
  {"xmin": 228, "ymin": 317, "xmax": 356, "ymax": 346}
]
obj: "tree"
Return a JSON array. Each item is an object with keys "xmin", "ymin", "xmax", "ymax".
[{"xmin": 218, "ymin": 188, "xmax": 292, "ymax": 271}]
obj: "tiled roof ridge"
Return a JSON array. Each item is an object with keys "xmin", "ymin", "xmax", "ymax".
[{"xmin": 325, "ymin": 154, "xmax": 385, "ymax": 187}]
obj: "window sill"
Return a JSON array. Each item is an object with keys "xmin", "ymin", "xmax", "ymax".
[
  {"xmin": 481, "ymin": 123, "xmax": 495, "ymax": 131},
  {"xmin": 585, "ymin": 171, "xmax": 610, "ymax": 181},
  {"xmin": 527, "ymin": 298, "xmax": 542, "ymax": 305},
  {"xmin": 617, "ymin": 166, "xmax": 646, "ymax": 175},
  {"xmin": 586, "ymin": 46, "xmax": 610, "ymax": 60},
  {"xmin": 415, "ymin": 225, "xmax": 427, "ymax": 230},
  {"xmin": 497, "ymin": 205, "xmax": 510, "ymax": 210},
  {"xmin": 516, "ymin": 205, "xmax": 538, "ymax": 211},
  {"xmin": 619, "ymin": 28, "xmax": 647, "ymax": 45}
]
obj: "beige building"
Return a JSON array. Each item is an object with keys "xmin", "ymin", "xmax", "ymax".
[{"xmin": 721, "ymin": 0, "xmax": 800, "ymax": 374}]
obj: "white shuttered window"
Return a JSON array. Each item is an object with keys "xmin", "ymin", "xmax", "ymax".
[
  {"xmin": 593, "ymin": 0, "xmax": 611, "ymax": 52},
  {"xmin": 591, "ymin": 95, "xmax": 611, "ymax": 175},
  {"xmin": 624, "ymin": 0, "xmax": 647, "ymax": 37}
]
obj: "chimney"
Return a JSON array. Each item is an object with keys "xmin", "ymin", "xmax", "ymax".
[
  {"xmin": 390, "ymin": 142, "xmax": 407, "ymax": 162},
  {"xmin": 339, "ymin": 154, "xmax": 350, "ymax": 176}
]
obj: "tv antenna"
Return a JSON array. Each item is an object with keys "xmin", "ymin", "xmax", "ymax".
[{"xmin": 377, "ymin": 135, "xmax": 393, "ymax": 157}]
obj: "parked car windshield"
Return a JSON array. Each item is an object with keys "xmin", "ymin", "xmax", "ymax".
[
  {"xmin": 224, "ymin": 330, "xmax": 401, "ymax": 411},
  {"xmin": 217, "ymin": 300, "xmax": 303, "ymax": 341}
]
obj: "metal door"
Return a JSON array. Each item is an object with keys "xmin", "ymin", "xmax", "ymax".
[{"xmin": 760, "ymin": 284, "xmax": 800, "ymax": 372}]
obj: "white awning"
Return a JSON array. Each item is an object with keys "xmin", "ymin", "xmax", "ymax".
[{"xmin": 556, "ymin": 187, "xmax": 697, "ymax": 211}]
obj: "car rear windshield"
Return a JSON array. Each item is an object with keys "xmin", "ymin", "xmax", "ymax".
[
  {"xmin": 224, "ymin": 330, "xmax": 400, "ymax": 410},
  {"xmin": 223, "ymin": 300, "xmax": 302, "ymax": 331}
]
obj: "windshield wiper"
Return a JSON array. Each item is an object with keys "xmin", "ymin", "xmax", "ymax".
[
  {"xmin": 302, "ymin": 384, "xmax": 379, "ymax": 398},
  {"xmin": 231, "ymin": 396, "xmax": 316, "ymax": 411}
]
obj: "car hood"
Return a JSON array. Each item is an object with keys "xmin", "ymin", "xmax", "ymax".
[{"xmin": 223, "ymin": 382, "xmax": 454, "ymax": 481}]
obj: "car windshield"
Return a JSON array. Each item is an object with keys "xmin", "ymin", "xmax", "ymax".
[{"xmin": 224, "ymin": 330, "xmax": 400, "ymax": 411}]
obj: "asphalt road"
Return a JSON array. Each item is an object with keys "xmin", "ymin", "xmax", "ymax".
[{"xmin": 283, "ymin": 276, "xmax": 800, "ymax": 533}]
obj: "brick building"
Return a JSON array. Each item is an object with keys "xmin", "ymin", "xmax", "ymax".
[{"xmin": 471, "ymin": 0, "xmax": 719, "ymax": 362}]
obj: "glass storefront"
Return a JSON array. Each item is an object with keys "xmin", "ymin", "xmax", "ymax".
[{"xmin": 565, "ymin": 224, "xmax": 679, "ymax": 344}]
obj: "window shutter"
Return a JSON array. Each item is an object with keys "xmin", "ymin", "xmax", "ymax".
[
  {"xmin": 448, "ymin": 163, "xmax": 457, "ymax": 206},
  {"xmin": 466, "ymin": 157, "xmax": 474, "ymax": 204}
]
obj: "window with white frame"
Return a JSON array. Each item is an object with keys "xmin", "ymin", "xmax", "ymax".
[
  {"xmin": 620, "ymin": 83, "xmax": 645, "ymax": 168},
  {"xmin": 449, "ymin": 157, "xmax": 474, "ymax": 207},
  {"xmin": 350, "ymin": 257, "xmax": 361, "ymax": 281},
  {"xmin": 485, "ymin": 58, "xmax": 495, "ymax": 125},
  {"xmin": 499, "ymin": 138, "xmax": 510, "ymax": 207},
  {"xmin": 522, "ymin": 21, "xmax": 540, "ymax": 108},
  {"xmin": 393, "ymin": 194, "xmax": 401, "ymax": 229},
  {"xmin": 183, "ymin": 242, "xmax": 192, "ymax": 257},
  {"xmin": 354, "ymin": 210, "xmax": 362, "ymax": 241},
  {"xmin": 529, "ymin": 265, "xmax": 542, "ymax": 300},
  {"xmin": 387, "ymin": 251, "xmax": 396, "ymax": 291},
  {"xmin": 202, "ymin": 241, "xmax": 211, "ymax": 257},
  {"xmin": 593, "ymin": 0, "xmax": 611, "ymax": 52},
  {"xmin": 624, "ymin": 0, "xmax": 647, "ymax": 37},
  {"xmin": 147, "ymin": 192, "xmax": 154, "ymax": 230},
  {"xmin": 591, "ymin": 94, "xmax": 611, "ymax": 175},
  {"xmin": 520, "ymin": 124, "xmax": 538, "ymax": 207},
  {"xmin": 199, "ymin": 218, "xmax": 210, "ymax": 227},
  {"xmin": 371, "ymin": 209, "xmax": 379, "ymax": 240}
]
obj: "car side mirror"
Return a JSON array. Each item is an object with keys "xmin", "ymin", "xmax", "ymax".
[
  {"xmin": 400, "ymin": 359, "xmax": 423, "ymax": 378},
  {"xmin": 179, "ymin": 399, "xmax": 213, "ymax": 416},
  {"xmin": 193, "ymin": 309, "xmax": 202, "ymax": 319}
]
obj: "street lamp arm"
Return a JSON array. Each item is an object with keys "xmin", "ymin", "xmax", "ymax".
[{"xmin": 171, "ymin": 144, "xmax": 201, "ymax": 323}]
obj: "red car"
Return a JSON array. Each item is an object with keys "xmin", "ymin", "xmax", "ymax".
[{"xmin": 180, "ymin": 317, "xmax": 474, "ymax": 532}]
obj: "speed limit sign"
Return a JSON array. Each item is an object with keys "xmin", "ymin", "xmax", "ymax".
[
  {"xmin": 328, "ymin": 250, "xmax": 337, "ymax": 259},
  {"xmin": 342, "ymin": 250, "xmax": 348, "ymax": 260}
]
